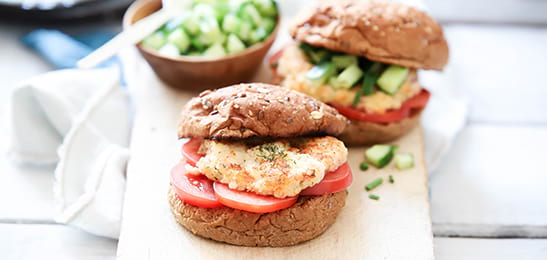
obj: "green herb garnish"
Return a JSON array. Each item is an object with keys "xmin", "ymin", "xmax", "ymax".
[
  {"xmin": 256, "ymin": 143, "xmax": 287, "ymax": 162},
  {"xmin": 368, "ymin": 194, "xmax": 380, "ymax": 200},
  {"xmin": 359, "ymin": 162, "xmax": 369, "ymax": 171},
  {"xmin": 365, "ymin": 177, "xmax": 383, "ymax": 191},
  {"xmin": 352, "ymin": 62, "xmax": 383, "ymax": 107},
  {"xmin": 389, "ymin": 175, "xmax": 394, "ymax": 183}
]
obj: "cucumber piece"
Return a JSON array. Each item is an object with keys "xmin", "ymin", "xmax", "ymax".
[
  {"xmin": 395, "ymin": 153, "xmax": 414, "ymax": 170},
  {"xmin": 142, "ymin": 31, "xmax": 166, "ymax": 50},
  {"xmin": 158, "ymin": 43, "xmax": 180, "ymax": 58},
  {"xmin": 249, "ymin": 27, "xmax": 267, "ymax": 44},
  {"xmin": 237, "ymin": 20, "xmax": 253, "ymax": 42},
  {"xmin": 198, "ymin": 19, "xmax": 224, "ymax": 45},
  {"xmin": 332, "ymin": 55, "xmax": 358, "ymax": 69},
  {"xmin": 222, "ymin": 13, "xmax": 242, "ymax": 33},
  {"xmin": 191, "ymin": 37, "xmax": 206, "ymax": 51},
  {"xmin": 252, "ymin": 0, "xmax": 277, "ymax": 17},
  {"xmin": 335, "ymin": 63, "xmax": 363, "ymax": 88},
  {"xmin": 214, "ymin": 3, "xmax": 230, "ymax": 21},
  {"xmin": 164, "ymin": 13, "xmax": 188, "ymax": 33},
  {"xmin": 299, "ymin": 43, "xmax": 329, "ymax": 63},
  {"xmin": 182, "ymin": 14, "xmax": 201, "ymax": 35},
  {"xmin": 306, "ymin": 61, "xmax": 336, "ymax": 87},
  {"xmin": 261, "ymin": 17, "xmax": 276, "ymax": 33},
  {"xmin": 365, "ymin": 145, "xmax": 396, "ymax": 168},
  {"xmin": 203, "ymin": 42, "xmax": 227, "ymax": 58},
  {"xmin": 226, "ymin": 34, "xmax": 246, "ymax": 54},
  {"xmin": 377, "ymin": 65, "xmax": 409, "ymax": 95},
  {"xmin": 193, "ymin": 3, "xmax": 216, "ymax": 19},
  {"xmin": 167, "ymin": 28, "xmax": 191, "ymax": 53},
  {"xmin": 239, "ymin": 3, "xmax": 262, "ymax": 27}
]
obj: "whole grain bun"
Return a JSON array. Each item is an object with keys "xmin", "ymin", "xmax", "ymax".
[
  {"xmin": 290, "ymin": 0, "xmax": 448, "ymax": 70},
  {"xmin": 339, "ymin": 109, "xmax": 422, "ymax": 146},
  {"xmin": 168, "ymin": 186, "xmax": 347, "ymax": 247},
  {"xmin": 178, "ymin": 83, "xmax": 347, "ymax": 139}
]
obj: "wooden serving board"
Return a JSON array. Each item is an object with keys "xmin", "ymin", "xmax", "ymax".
[{"xmin": 116, "ymin": 46, "xmax": 434, "ymax": 259}]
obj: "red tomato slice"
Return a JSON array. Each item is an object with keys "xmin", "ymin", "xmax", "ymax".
[
  {"xmin": 181, "ymin": 138, "xmax": 203, "ymax": 166},
  {"xmin": 213, "ymin": 182, "xmax": 298, "ymax": 213},
  {"xmin": 170, "ymin": 162, "xmax": 222, "ymax": 208},
  {"xmin": 402, "ymin": 89, "xmax": 431, "ymax": 110},
  {"xmin": 300, "ymin": 162, "xmax": 353, "ymax": 196},
  {"xmin": 331, "ymin": 89, "xmax": 430, "ymax": 124},
  {"xmin": 332, "ymin": 104, "xmax": 410, "ymax": 123}
]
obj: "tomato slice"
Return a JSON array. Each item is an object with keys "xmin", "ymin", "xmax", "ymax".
[
  {"xmin": 213, "ymin": 182, "xmax": 298, "ymax": 213},
  {"xmin": 332, "ymin": 104, "xmax": 410, "ymax": 123},
  {"xmin": 170, "ymin": 162, "xmax": 222, "ymax": 208},
  {"xmin": 331, "ymin": 89, "xmax": 430, "ymax": 124},
  {"xmin": 300, "ymin": 162, "xmax": 353, "ymax": 196},
  {"xmin": 402, "ymin": 89, "xmax": 430, "ymax": 109},
  {"xmin": 181, "ymin": 138, "xmax": 203, "ymax": 166}
]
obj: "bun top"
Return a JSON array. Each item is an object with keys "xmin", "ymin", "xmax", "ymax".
[
  {"xmin": 290, "ymin": 0, "xmax": 448, "ymax": 70},
  {"xmin": 178, "ymin": 83, "xmax": 347, "ymax": 139}
]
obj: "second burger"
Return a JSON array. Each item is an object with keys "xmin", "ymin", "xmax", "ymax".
[{"xmin": 271, "ymin": 0, "xmax": 449, "ymax": 145}]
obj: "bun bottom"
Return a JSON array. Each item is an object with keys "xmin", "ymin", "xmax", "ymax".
[
  {"xmin": 339, "ymin": 110, "xmax": 422, "ymax": 146},
  {"xmin": 168, "ymin": 186, "xmax": 347, "ymax": 247}
]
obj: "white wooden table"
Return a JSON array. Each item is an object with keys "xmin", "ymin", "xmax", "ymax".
[{"xmin": 1, "ymin": 7, "xmax": 547, "ymax": 260}]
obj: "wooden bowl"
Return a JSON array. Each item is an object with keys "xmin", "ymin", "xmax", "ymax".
[{"xmin": 123, "ymin": 0, "xmax": 279, "ymax": 91}]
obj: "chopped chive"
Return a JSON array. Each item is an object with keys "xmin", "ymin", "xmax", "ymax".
[
  {"xmin": 389, "ymin": 175, "xmax": 394, "ymax": 183},
  {"xmin": 359, "ymin": 162, "xmax": 369, "ymax": 171},
  {"xmin": 352, "ymin": 62, "xmax": 383, "ymax": 107},
  {"xmin": 365, "ymin": 177, "xmax": 383, "ymax": 191},
  {"xmin": 369, "ymin": 194, "xmax": 380, "ymax": 200}
]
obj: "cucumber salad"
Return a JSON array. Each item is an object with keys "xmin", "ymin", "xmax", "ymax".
[
  {"xmin": 300, "ymin": 43, "xmax": 409, "ymax": 106},
  {"xmin": 142, "ymin": 0, "xmax": 278, "ymax": 58}
]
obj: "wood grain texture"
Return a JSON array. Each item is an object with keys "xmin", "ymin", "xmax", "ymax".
[{"xmin": 117, "ymin": 46, "xmax": 434, "ymax": 259}]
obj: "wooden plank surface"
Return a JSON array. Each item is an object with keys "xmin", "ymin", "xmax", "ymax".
[
  {"xmin": 434, "ymin": 238, "xmax": 547, "ymax": 260},
  {"xmin": 430, "ymin": 125, "xmax": 547, "ymax": 237},
  {"xmin": 0, "ymin": 224, "xmax": 116, "ymax": 260},
  {"xmin": 117, "ymin": 46, "xmax": 433, "ymax": 259}
]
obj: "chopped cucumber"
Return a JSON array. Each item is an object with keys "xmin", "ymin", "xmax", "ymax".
[
  {"xmin": 252, "ymin": 0, "xmax": 277, "ymax": 17},
  {"xmin": 145, "ymin": 0, "xmax": 277, "ymax": 58},
  {"xmin": 158, "ymin": 43, "xmax": 180, "ymax": 58},
  {"xmin": 335, "ymin": 64, "xmax": 363, "ymax": 88},
  {"xmin": 164, "ymin": 13, "xmax": 188, "ymax": 33},
  {"xmin": 249, "ymin": 27, "xmax": 267, "ymax": 44},
  {"xmin": 237, "ymin": 20, "xmax": 253, "ymax": 42},
  {"xmin": 365, "ymin": 145, "xmax": 396, "ymax": 168},
  {"xmin": 167, "ymin": 28, "xmax": 191, "ymax": 53},
  {"xmin": 182, "ymin": 14, "xmax": 201, "ymax": 35},
  {"xmin": 261, "ymin": 17, "xmax": 276, "ymax": 33},
  {"xmin": 239, "ymin": 3, "xmax": 262, "ymax": 26},
  {"xmin": 203, "ymin": 42, "xmax": 227, "ymax": 58},
  {"xmin": 306, "ymin": 61, "xmax": 336, "ymax": 87},
  {"xmin": 142, "ymin": 31, "xmax": 166, "ymax": 50},
  {"xmin": 198, "ymin": 19, "xmax": 224, "ymax": 45},
  {"xmin": 377, "ymin": 65, "xmax": 409, "ymax": 95},
  {"xmin": 332, "ymin": 55, "xmax": 358, "ymax": 69},
  {"xmin": 193, "ymin": 3, "xmax": 216, "ymax": 19},
  {"xmin": 226, "ymin": 34, "xmax": 246, "ymax": 53},
  {"xmin": 222, "ymin": 13, "xmax": 242, "ymax": 34},
  {"xmin": 395, "ymin": 153, "xmax": 414, "ymax": 170}
]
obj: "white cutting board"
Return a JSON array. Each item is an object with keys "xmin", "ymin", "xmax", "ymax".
[
  {"xmin": 117, "ymin": 1, "xmax": 433, "ymax": 257},
  {"xmin": 116, "ymin": 52, "xmax": 433, "ymax": 260}
]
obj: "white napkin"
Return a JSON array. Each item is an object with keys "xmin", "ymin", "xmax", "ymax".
[{"xmin": 9, "ymin": 67, "xmax": 131, "ymax": 239}]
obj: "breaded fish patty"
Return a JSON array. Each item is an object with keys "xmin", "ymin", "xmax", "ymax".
[{"xmin": 195, "ymin": 136, "xmax": 347, "ymax": 198}]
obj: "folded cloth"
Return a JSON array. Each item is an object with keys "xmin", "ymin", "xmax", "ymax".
[
  {"xmin": 10, "ymin": 30, "xmax": 131, "ymax": 239},
  {"xmin": 9, "ymin": 68, "xmax": 130, "ymax": 238}
]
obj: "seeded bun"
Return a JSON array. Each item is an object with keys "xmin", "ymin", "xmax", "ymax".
[
  {"xmin": 178, "ymin": 83, "xmax": 347, "ymax": 139},
  {"xmin": 339, "ymin": 109, "xmax": 422, "ymax": 146},
  {"xmin": 168, "ymin": 186, "xmax": 347, "ymax": 247},
  {"xmin": 290, "ymin": 0, "xmax": 448, "ymax": 70}
]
